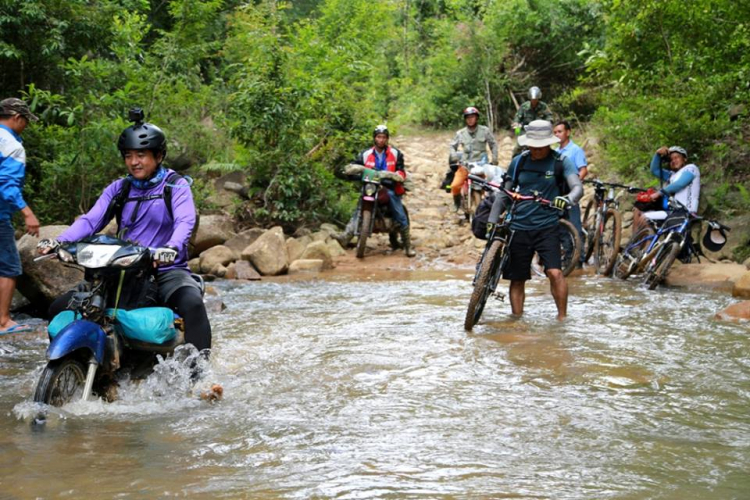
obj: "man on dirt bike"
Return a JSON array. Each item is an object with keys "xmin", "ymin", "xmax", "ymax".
[
  {"xmin": 512, "ymin": 87, "xmax": 554, "ymax": 157},
  {"xmin": 486, "ymin": 120, "xmax": 582, "ymax": 320},
  {"xmin": 553, "ymin": 120, "xmax": 588, "ymax": 267},
  {"xmin": 37, "ymin": 110, "xmax": 212, "ymax": 355},
  {"xmin": 448, "ymin": 107, "xmax": 498, "ymax": 214},
  {"xmin": 333, "ymin": 125, "xmax": 416, "ymax": 257},
  {"xmin": 632, "ymin": 145, "xmax": 700, "ymax": 232}
]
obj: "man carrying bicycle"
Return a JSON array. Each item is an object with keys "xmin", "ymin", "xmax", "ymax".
[
  {"xmin": 633, "ymin": 145, "xmax": 700, "ymax": 232},
  {"xmin": 486, "ymin": 120, "xmax": 583, "ymax": 320}
]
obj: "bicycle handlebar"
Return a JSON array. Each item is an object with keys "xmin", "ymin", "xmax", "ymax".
[
  {"xmin": 468, "ymin": 174, "xmax": 564, "ymax": 210},
  {"xmin": 584, "ymin": 179, "xmax": 646, "ymax": 193}
]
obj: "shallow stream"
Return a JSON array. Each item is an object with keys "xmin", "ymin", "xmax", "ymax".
[{"xmin": 1, "ymin": 271, "xmax": 749, "ymax": 498}]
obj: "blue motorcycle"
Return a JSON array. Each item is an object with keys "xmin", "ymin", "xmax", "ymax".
[{"xmin": 33, "ymin": 235, "xmax": 202, "ymax": 407}]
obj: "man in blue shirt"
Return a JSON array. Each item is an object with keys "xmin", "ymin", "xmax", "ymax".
[
  {"xmin": 554, "ymin": 120, "xmax": 588, "ymax": 266},
  {"xmin": 0, "ymin": 98, "xmax": 40, "ymax": 335},
  {"xmin": 486, "ymin": 120, "xmax": 583, "ymax": 320}
]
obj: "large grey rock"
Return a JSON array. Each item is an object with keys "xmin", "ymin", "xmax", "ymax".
[
  {"xmin": 209, "ymin": 264, "xmax": 227, "ymax": 278},
  {"xmin": 733, "ymin": 271, "xmax": 750, "ymax": 299},
  {"xmin": 319, "ymin": 223, "xmax": 340, "ymax": 235},
  {"xmin": 286, "ymin": 237, "xmax": 306, "ymax": 263},
  {"xmin": 289, "ymin": 259, "xmax": 325, "ymax": 274},
  {"xmin": 327, "ymin": 238, "xmax": 346, "ymax": 257},
  {"xmin": 16, "ymin": 225, "xmax": 83, "ymax": 306},
  {"xmin": 664, "ymin": 263, "xmax": 747, "ymax": 291},
  {"xmin": 192, "ymin": 215, "xmax": 235, "ymax": 254},
  {"xmin": 310, "ymin": 231, "xmax": 330, "ymax": 243},
  {"xmin": 716, "ymin": 301, "xmax": 750, "ymax": 323},
  {"xmin": 225, "ymin": 262, "xmax": 237, "ymax": 280},
  {"xmin": 300, "ymin": 240, "xmax": 334, "ymax": 270},
  {"xmin": 188, "ymin": 258, "xmax": 201, "ymax": 274},
  {"xmin": 225, "ymin": 228, "xmax": 265, "ymax": 258},
  {"xmin": 199, "ymin": 245, "xmax": 236, "ymax": 274},
  {"xmin": 10, "ymin": 290, "xmax": 30, "ymax": 312},
  {"xmin": 241, "ymin": 226, "xmax": 288, "ymax": 276},
  {"xmin": 234, "ymin": 260, "xmax": 262, "ymax": 280}
]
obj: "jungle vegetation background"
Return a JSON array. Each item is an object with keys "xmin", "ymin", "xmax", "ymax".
[{"xmin": 2, "ymin": 0, "xmax": 748, "ymax": 254}]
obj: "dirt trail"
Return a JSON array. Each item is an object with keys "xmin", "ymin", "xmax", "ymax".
[{"xmin": 333, "ymin": 131, "xmax": 516, "ymax": 272}]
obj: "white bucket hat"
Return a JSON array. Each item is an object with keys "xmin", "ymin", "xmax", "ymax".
[{"xmin": 518, "ymin": 120, "xmax": 560, "ymax": 148}]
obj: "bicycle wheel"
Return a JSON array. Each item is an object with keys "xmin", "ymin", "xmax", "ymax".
[
  {"xmin": 581, "ymin": 199, "xmax": 596, "ymax": 263},
  {"xmin": 529, "ymin": 220, "xmax": 581, "ymax": 277},
  {"xmin": 596, "ymin": 208, "xmax": 622, "ymax": 276},
  {"xmin": 559, "ymin": 219, "xmax": 581, "ymax": 276},
  {"xmin": 643, "ymin": 240, "xmax": 680, "ymax": 290},
  {"xmin": 614, "ymin": 226, "xmax": 655, "ymax": 280},
  {"xmin": 465, "ymin": 239, "xmax": 504, "ymax": 330}
]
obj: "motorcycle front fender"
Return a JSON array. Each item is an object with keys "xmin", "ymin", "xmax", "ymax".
[{"xmin": 47, "ymin": 319, "xmax": 107, "ymax": 364}]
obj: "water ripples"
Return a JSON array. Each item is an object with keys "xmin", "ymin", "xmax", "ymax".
[{"xmin": 1, "ymin": 274, "xmax": 749, "ymax": 498}]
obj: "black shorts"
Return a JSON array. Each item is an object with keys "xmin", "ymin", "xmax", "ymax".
[{"xmin": 502, "ymin": 225, "xmax": 562, "ymax": 281}]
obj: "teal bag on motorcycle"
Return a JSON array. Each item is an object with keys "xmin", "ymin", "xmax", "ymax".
[
  {"xmin": 110, "ymin": 307, "xmax": 177, "ymax": 344},
  {"xmin": 47, "ymin": 307, "xmax": 177, "ymax": 344}
]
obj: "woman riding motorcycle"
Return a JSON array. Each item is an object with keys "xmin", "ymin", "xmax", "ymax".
[{"xmin": 37, "ymin": 110, "xmax": 211, "ymax": 354}]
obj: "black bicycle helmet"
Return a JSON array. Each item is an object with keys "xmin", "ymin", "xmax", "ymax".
[{"xmin": 117, "ymin": 107, "xmax": 167, "ymax": 159}]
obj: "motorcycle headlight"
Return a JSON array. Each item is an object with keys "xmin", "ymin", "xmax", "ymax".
[
  {"xmin": 58, "ymin": 248, "xmax": 75, "ymax": 263},
  {"xmin": 364, "ymin": 183, "xmax": 377, "ymax": 196},
  {"xmin": 111, "ymin": 253, "xmax": 143, "ymax": 267}
]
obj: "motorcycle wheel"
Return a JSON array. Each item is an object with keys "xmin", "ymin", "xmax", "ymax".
[
  {"xmin": 465, "ymin": 240, "xmax": 504, "ymax": 330},
  {"xmin": 356, "ymin": 208, "xmax": 372, "ymax": 259},
  {"xmin": 34, "ymin": 358, "xmax": 87, "ymax": 407}
]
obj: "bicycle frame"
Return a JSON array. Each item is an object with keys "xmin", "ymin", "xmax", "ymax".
[
  {"xmin": 469, "ymin": 175, "xmax": 558, "ymax": 285},
  {"xmin": 623, "ymin": 203, "xmax": 697, "ymax": 273}
]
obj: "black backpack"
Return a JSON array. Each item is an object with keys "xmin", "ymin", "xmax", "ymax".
[{"xmin": 103, "ymin": 172, "xmax": 193, "ymax": 237}]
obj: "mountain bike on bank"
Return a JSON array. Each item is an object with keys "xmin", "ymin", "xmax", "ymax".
[{"xmin": 581, "ymin": 180, "xmax": 644, "ymax": 275}]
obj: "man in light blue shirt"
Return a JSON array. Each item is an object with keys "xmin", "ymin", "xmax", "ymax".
[
  {"xmin": 0, "ymin": 98, "xmax": 40, "ymax": 335},
  {"xmin": 554, "ymin": 120, "xmax": 588, "ymax": 266}
]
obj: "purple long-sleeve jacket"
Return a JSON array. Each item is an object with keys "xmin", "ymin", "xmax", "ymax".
[{"xmin": 58, "ymin": 169, "xmax": 196, "ymax": 272}]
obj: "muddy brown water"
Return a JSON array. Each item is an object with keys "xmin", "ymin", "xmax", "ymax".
[{"xmin": 1, "ymin": 271, "xmax": 749, "ymax": 498}]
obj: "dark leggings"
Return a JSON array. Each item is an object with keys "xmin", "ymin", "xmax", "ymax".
[
  {"xmin": 165, "ymin": 286, "xmax": 211, "ymax": 351},
  {"xmin": 48, "ymin": 286, "xmax": 212, "ymax": 352}
]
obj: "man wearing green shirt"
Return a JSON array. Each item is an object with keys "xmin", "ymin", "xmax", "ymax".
[{"xmin": 512, "ymin": 87, "xmax": 553, "ymax": 156}]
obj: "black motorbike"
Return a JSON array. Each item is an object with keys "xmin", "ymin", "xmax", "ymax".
[
  {"xmin": 33, "ymin": 235, "xmax": 203, "ymax": 407},
  {"xmin": 354, "ymin": 168, "xmax": 409, "ymax": 259}
]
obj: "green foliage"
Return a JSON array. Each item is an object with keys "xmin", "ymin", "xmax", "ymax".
[
  {"xmin": 584, "ymin": 0, "xmax": 750, "ymax": 218},
  {"xmin": 5, "ymin": 0, "xmax": 750, "ymax": 235}
]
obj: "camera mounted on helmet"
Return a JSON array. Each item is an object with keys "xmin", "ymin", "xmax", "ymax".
[
  {"xmin": 128, "ymin": 107, "xmax": 145, "ymax": 127},
  {"xmin": 117, "ymin": 107, "xmax": 167, "ymax": 161}
]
